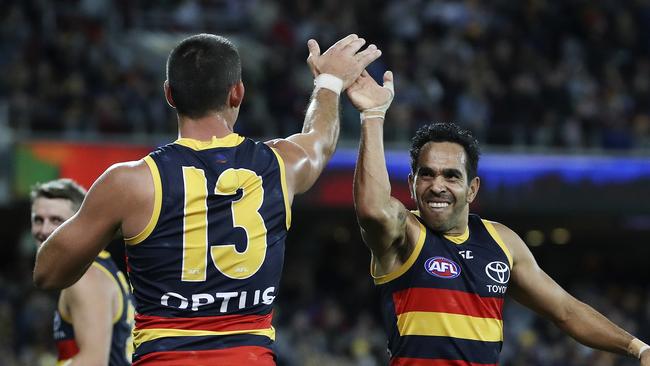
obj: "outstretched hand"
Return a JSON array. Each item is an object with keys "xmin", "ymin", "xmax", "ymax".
[
  {"xmin": 306, "ymin": 34, "xmax": 382, "ymax": 89},
  {"xmin": 347, "ymin": 70, "xmax": 395, "ymax": 115}
]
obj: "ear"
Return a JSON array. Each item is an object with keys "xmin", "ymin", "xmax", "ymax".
[
  {"xmin": 228, "ymin": 81, "xmax": 245, "ymax": 108},
  {"xmin": 408, "ymin": 173, "xmax": 415, "ymax": 201},
  {"xmin": 466, "ymin": 176, "xmax": 480, "ymax": 203},
  {"xmin": 164, "ymin": 81, "xmax": 176, "ymax": 108}
]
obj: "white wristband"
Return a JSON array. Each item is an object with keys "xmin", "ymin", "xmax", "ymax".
[
  {"xmin": 314, "ymin": 74, "xmax": 343, "ymax": 95},
  {"xmin": 360, "ymin": 79, "xmax": 395, "ymax": 121},
  {"xmin": 628, "ymin": 338, "xmax": 650, "ymax": 359}
]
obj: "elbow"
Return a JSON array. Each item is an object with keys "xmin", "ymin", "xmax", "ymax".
[
  {"xmin": 550, "ymin": 299, "xmax": 578, "ymax": 332},
  {"xmin": 33, "ymin": 266, "xmax": 68, "ymax": 290},
  {"xmin": 33, "ymin": 270, "xmax": 53, "ymax": 290}
]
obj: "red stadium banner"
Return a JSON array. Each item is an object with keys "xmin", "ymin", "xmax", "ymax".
[{"xmin": 15, "ymin": 141, "xmax": 152, "ymax": 196}]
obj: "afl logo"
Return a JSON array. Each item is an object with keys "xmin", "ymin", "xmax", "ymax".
[
  {"xmin": 485, "ymin": 261, "xmax": 510, "ymax": 284},
  {"xmin": 424, "ymin": 257, "xmax": 461, "ymax": 279}
]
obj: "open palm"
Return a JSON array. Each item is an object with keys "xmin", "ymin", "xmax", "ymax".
[{"xmin": 346, "ymin": 70, "xmax": 394, "ymax": 112}]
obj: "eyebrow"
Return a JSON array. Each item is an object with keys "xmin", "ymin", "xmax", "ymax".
[{"xmin": 418, "ymin": 167, "xmax": 463, "ymax": 177}]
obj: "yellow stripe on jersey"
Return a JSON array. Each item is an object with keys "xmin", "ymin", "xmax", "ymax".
[
  {"xmin": 444, "ymin": 225, "xmax": 470, "ymax": 244},
  {"xmin": 396, "ymin": 311, "xmax": 503, "ymax": 342},
  {"xmin": 270, "ymin": 147, "xmax": 291, "ymax": 230},
  {"xmin": 98, "ymin": 250, "xmax": 111, "ymax": 259},
  {"xmin": 133, "ymin": 326, "xmax": 276, "ymax": 348},
  {"xmin": 90, "ymin": 262, "xmax": 124, "ymax": 324},
  {"xmin": 125, "ymin": 156, "xmax": 162, "ymax": 245},
  {"xmin": 174, "ymin": 134, "xmax": 245, "ymax": 150},
  {"xmin": 481, "ymin": 220, "xmax": 513, "ymax": 268},
  {"xmin": 372, "ymin": 219, "xmax": 426, "ymax": 285}
]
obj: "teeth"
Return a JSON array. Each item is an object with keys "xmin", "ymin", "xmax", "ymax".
[{"xmin": 429, "ymin": 202, "xmax": 449, "ymax": 208}]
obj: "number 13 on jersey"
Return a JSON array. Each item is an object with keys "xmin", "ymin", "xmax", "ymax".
[{"xmin": 181, "ymin": 167, "xmax": 267, "ymax": 281}]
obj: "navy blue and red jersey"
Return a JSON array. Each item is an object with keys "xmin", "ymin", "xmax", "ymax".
[
  {"xmin": 374, "ymin": 213, "xmax": 513, "ymax": 366},
  {"xmin": 125, "ymin": 134, "xmax": 291, "ymax": 365},
  {"xmin": 54, "ymin": 250, "xmax": 135, "ymax": 366}
]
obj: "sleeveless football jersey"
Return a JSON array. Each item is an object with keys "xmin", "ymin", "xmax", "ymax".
[
  {"xmin": 125, "ymin": 134, "xmax": 290, "ymax": 365},
  {"xmin": 54, "ymin": 250, "xmax": 135, "ymax": 366},
  {"xmin": 373, "ymin": 214, "xmax": 513, "ymax": 366}
]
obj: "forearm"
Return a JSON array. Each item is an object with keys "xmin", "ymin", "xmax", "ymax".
[
  {"xmin": 354, "ymin": 117, "xmax": 392, "ymax": 220},
  {"xmin": 302, "ymin": 88, "xmax": 340, "ymax": 160},
  {"xmin": 556, "ymin": 298, "xmax": 634, "ymax": 356}
]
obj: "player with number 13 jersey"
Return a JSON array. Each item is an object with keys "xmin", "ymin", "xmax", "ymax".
[{"xmin": 126, "ymin": 135, "xmax": 290, "ymax": 365}]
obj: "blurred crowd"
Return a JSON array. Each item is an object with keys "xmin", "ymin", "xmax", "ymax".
[{"xmin": 2, "ymin": 0, "xmax": 650, "ymax": 148}]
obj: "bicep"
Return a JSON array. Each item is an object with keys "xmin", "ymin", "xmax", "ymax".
[
  {"xmin": 34, "ymin": 165, "xmax": 130, "ymax": 289},
  {"xmin": 500, "ymin": 224, "xmax": 572, "ymax": 321},
  {"xmin": 265, "ymin": 137, "xmax": 320, "ymax": 196},
  {"xmin": 358, "ymin": 197, "xmax": 411, "ymax": 257}
]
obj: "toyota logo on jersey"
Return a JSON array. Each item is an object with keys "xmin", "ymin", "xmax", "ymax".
[
  {"xmin": 485, "ymin": 261, "xmax": 510, "ymax": 284},
  {"xmin": 424, "ymin": 257, "xmax": 461, "ymax": 279}
]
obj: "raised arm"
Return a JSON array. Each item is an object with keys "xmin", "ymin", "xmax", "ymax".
[
  {"xmin": 495, "ymin": 222, "xmax": 650, "ymax": 364},
  {"xmin": 348, "ymin": 70, "xmax": 418, "ymax": 273},
  {"xmin": 266, "ymin": 34, "xmax": 382, "ymax": 200}
]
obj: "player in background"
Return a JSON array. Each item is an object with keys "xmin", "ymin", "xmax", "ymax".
[
  {"xmin": 33, "ymin": 33, "xmax": 382, "ymax": 365},
  {"xmin": 31, "ymin": 178, "xmax": 134, "ymax": 365},
  {"xmin": 342, "ymin": 70, "xmax": 650, "ymax": 366}
]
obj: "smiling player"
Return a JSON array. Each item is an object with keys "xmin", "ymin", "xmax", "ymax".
[{"xmin": 344, "ymin": 70, "xmax": 650, "ymax": 366}]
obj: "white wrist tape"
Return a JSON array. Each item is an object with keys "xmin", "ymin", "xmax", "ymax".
[
  {"xmin": 640, "ymin": 345, "xmax": 650, "ymax": 359},
  {"xmin": 314, "ymin": 74, "xmax": 343, "ymax": 95},
  {"xmin": 628, "ymin": 338, "xmax": 650, "ymax": 359},
  {"xmin": 360, "ymin": 79, "xmax": 395, "ymax": 120}
]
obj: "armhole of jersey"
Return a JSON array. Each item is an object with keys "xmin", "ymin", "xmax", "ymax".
[
  {"xmin": 124, "ymin": 156, "xmax": 162, "ymax": 245},
  {"xmin": 58, "ymin": 294, "xmax": 72, "ymax": 323},
  {"xmin": 270, "ymin": 147, "xmax": 292, "ymax": 230},
  {"xmin": 482, "ymin": 219, "xmax": 514, "ymax": 268},
  {"xmin": 371, "ymin": 219, "xmax": 426, "ymax": 285},
  {"xmin": 90, "ymin": 262, "xmax": 124, "ymax": 324}
]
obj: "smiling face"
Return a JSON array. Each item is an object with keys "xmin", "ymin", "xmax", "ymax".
[
  {"xmin": 408, "ymin": 141, "xmax": 480, "ymax": 235},
  {"xmin": 31, "ymin": 197, "xmax": 76, "ymax": 247}
]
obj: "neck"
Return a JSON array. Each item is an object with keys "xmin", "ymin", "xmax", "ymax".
[
  {"xmin": 178, "ymin": 112, "xmax": 234, "ymax": 141},
  {"xmin": 444, "ymin": 209, "xmax": 470, "ymax": 236}
]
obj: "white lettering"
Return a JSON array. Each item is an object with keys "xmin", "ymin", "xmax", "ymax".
[
  {"xmin": 485, "ymin": 285, "xmax": 508, "ymax": 294},
  {"xmin": 215, "ymin": 292, "xmax": 239, "ymax": 313},
  {"xmin": 161, "ymin": 292, "xmax": 189, "ymax": 309},
  {"xmin": 431, "ymin": 262, "xmax": 457, "ymax": 274},
  {"xmin": 459, "ymin": 250, "xmax": 473, "ymax": 259},
  {"xmin": 239, "ymin": 291, "xmax": 247, "ymax": 309},
  {"xmin": 262, "ymin": 287, "xmax": 276, "ymax": 305},
  {"xmin": 191, "ymin": 293, "xmax": 215, "ymax": 311},
  {"xmin": 160, "ymin": 287, "xmax": 276, "ymax": 312}
]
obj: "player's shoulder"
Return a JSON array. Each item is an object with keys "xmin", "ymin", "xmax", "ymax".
[
  {"xmin": 483, "ymin": 219, "xmax": 520, "ymax": 241},
  {"xmin": 96, "ymin": 159, "xmax": 151, "ymax": 190},
  {"xmin": 482, "ymin": 219, "xmax": 528, "ymax": 260},
  {"xmin": 65, "ymin": 262, "xmax": 118, "ymax": 299},
  {"xmin": 105, "ymin": 159, "xmax": 149, "ymax": 178},
  {"xmin": 264, "ymin": 138, "xmax": 307, "ymax": 160}
]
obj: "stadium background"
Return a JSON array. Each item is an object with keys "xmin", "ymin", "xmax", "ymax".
[{"xmin": 1, "ymin": 0, "xmax": 649, "ymax": 365}]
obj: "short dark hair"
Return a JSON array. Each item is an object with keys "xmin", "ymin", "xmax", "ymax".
[
  {"xmin": 166, "ymin": 33, "xmax": 241, "ymax": 119},
  {"xmin": 409, "ymin": 123, "xmax": 481, "ymax": 181},
  {"xmin": 30, "ymin": 179, "xmax": 87, "ymax": 212}
]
